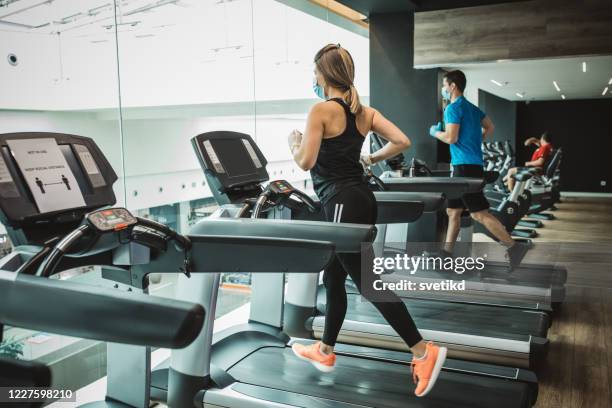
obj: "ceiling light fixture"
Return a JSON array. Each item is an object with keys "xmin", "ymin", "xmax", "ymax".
[
  {"xmin": 603, "ymin": 87, "xmax": 609, "ymax": 96},
  {"xmin": 608, "ymin": 78, "xmax": 612, "ymax": 85},
  {"xmin": 561, "ymin": 94, "xmax": 566, "ymax": 100},
  {"xmin": 582, "ymin": 62, "xmax": 586, "ymax": 73},
  {"xmin": 515, "ymin": 92, "xmax": 524, "ymax": 98},
  {"xmin": 553, "ymin": 81, "xmax": 561, "ymax": 92},
  {"xmin": 490, "ymin": 79, "xmax": 503, "ymax": 87}
]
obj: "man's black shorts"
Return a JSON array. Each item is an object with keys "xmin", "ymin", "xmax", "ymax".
[{"xmin": 447, "ymin": 164, "xmax": 490, "ymax": 212}]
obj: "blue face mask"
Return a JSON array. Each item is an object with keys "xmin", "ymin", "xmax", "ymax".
[
  {"xmin": 313, "ymin": 78, "xmax": 326, "ymax": 100},
  {"xmin": 441, "ymin": 87, "xmax": 451, "ymax": 100}
]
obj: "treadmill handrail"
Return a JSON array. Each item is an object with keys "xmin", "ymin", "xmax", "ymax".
[
  {"xmin": 187, "ymin": 235, "xmax": 336, "ymax": 272},
  {"xmin": 371, "ymin": 192, "xmax": 425, "ymax": 223},
  {"xmin": 189, "ymin": 218, "xmax": 376, "ymax": 253},
  {"xmin": 0, "ymin": 271, "xmax": 205, "ymax": 349},
  {"xmin": 0, "ymin": 357, "xmax": 51, "ymax": 388},
  {"xmin": 374, "ymin": 191, "xmax": 445, "ymax": 213},
  {"xmin": 380, "ymin": 176, "xmax": 485, "ymax": 198}
]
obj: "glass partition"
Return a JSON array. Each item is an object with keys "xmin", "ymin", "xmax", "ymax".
[
  {"xmin": 115, "ymin": 0, "xmax": 370, "ymax": 326},
  {"xmin": 114, "ymin": 0, "xmax": 258, "ymax": 323},
  {"xmin": 0, "ymin": 0, "xmax": 369, "ymax": 399},
  {"xmin": 0, "ymin": 0, "xmax": 124, "ymax": 394}
]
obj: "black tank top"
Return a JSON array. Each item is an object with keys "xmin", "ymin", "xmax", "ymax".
[{"xmin": 310, "ymin": 98, "xmax": 367, "ymax": 204}]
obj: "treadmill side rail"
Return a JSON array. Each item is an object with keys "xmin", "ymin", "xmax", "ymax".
[{"xmin": 190, "ymin": 217, "xmax": 376, "ymax": 253}]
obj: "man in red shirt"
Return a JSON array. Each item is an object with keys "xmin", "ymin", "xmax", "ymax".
[{"xmin": 505, "ymin": 132, "xmax": 553, "ymax": 191}]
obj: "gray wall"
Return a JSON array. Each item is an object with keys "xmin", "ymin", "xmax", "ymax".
[
  {"xmin": 370, "ymin": 12, "xmax": 440, "ymax": 165},
  {"xmin": 478, "ymin": 90, "xmax": 517, "ymax": 146}
]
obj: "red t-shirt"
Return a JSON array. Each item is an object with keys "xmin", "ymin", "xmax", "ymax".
[{"xmin": 531, "ymin": 143, "xmax": 553, "ymax": 166}]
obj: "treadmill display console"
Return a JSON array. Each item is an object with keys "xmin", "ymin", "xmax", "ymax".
[
  {"xmin": 86, "ymin": 208, "xmax": 136, "ymax": 232},
  {"xmin": 207, "ymin": 138, "xmax": 258, "ymax": 177},
  {"xmin": 192, "ymin": 131, "xmax": 269, "ymax": 193},
  {"xmin": 0, "ymin": 133, "xmax": 117, "ymax": 230}
]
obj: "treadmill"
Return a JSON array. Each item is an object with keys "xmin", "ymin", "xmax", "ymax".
[
  {"xmin": 0, "ymin": 131, "xmax": 213, "ymax": 408},
  {"xmin": 179, "ymin": 130, "xmax": 540, "ymax": 408},
  {"xmin": 192, "ymin": 132, "xmax": 550, "ymax": 369},
  {"xmin": 368, "ymin": 133, "xmax": 566, "ymax": 308},
  {"xmin": 0, "ymin": 135, "xmax": 209, "ymax": 407},
  {"xmin": 0, "ymin": 132, "xmax": 337, "ymax": 408}
]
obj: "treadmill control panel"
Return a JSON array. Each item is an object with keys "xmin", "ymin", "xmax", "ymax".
[
  {"xmin": 0, "ymin": 132, "xmax": 118, "ymax": 232},
  {"xmin": 87, "ymin": 208, "xmax": 137, "ymax": 232},
  {"xmin": 267, "ymin": 180, "xmax": 294, "ymax": 196}
]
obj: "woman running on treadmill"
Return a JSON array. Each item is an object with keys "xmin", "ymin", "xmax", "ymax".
[{"xmin": 288, "ymin": 43, "xmax": 447, "ymax": 398}]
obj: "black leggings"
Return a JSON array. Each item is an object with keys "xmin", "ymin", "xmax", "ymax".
[{"xmin": 321, "ymin": 184, "xmax": 423, "ymax": 348}]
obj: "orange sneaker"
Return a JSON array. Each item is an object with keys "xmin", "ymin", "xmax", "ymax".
[
  {"xmin": 411, "ymin": 342, "xmax": 447, "ymax": 397},
  {"xmin": 291, "ymin": 341, "xmax": 336, "ymax": 373}
]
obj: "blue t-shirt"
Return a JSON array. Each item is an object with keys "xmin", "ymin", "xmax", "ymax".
[{"xmin": 444, "ymin": 96, "xmax": 485, "ymax": 166}]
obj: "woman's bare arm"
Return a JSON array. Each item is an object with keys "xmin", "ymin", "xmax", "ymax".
[
  {"xmin": 368, "ymin": 109, "xmax": 411, "ymax": 164},
  {"xmin": 290, "ymin": 103, "xmax": 326, "ymax": 171}
]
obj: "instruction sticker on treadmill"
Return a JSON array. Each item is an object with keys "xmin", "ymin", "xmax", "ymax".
[{"xmin": 7, "ymin": 138, "xmax": 85, "ymax": 213}]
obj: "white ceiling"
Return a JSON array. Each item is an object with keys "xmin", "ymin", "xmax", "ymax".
[
  {"xmin": 448, "ymin": 55, "xmax": 612, "ymax": 102},
  {"xmin": 0, "ymin": 0, "xmax": 202, "ymax": 35},
  {"xmin": 3, "ymin": 1, "xmax": 610, "ymax": 104}
]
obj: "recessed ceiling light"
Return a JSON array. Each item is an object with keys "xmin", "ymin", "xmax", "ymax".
[
  {"xmin": 603, "ymin": 87, "xmax": 609, "ymax": 96},
  {"xmin": 490, "ymin": 79, "xmax": 503, "ymax": 87},
  {"xmin": 582, "ymin": 62, "xmax": 586, "ymax": 73},
  {"xmin": 609, "ymin": 78, "xmax": 612, "ymax": 85},
  {"xmin": 553, "ymin": 81, "xmax": 561, "ymax": 92},
  {"xmin": 561, "ymin": 94, "xmax": 566, "ymax": 100},
  {"xmin": 515, "ymin": 92, "xmax": 524, "ymax": 98}
]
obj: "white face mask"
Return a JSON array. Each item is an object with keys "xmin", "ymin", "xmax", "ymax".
[{"xmin": 441, "ymin": 86, "xmax": 451, "ymax": 100}]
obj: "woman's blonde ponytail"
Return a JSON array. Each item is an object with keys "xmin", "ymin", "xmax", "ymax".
[
  {"xmin": 343, "ymin": 84, "xmax": 362, "ymax": 115},
  {"xmin": 315, "ymin": 44, "xmax": 363, "ymax": 115}
]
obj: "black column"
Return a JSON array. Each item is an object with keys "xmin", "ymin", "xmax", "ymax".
[{"xmin": 369, "ymin": 12, "xmax": 440, "ymax": 165}]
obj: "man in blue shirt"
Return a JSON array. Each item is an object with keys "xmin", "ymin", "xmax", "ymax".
[{"xmin": 429, "ymin": 70, "xmax": 527, "ymax": 268}]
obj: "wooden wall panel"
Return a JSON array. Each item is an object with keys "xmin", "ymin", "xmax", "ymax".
[{"xmin": 414, "ymin": 0, "xmax": 612, "ymax": 66}]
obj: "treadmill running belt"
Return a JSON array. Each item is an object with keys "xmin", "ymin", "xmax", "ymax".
[
  {"xmin": 228, "ymin": 347, "xmax": 533, "ymax": 408},
  {"xmin": 344, "ymin": 293, "xmax": 548, "ymax": 340}
]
